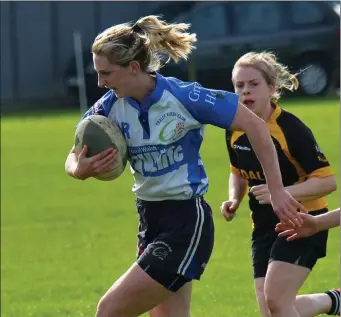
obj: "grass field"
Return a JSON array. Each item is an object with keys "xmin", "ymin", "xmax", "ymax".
[{"xmin": 1, "ymin": 97, "xmax": 340, "ymax": 317}]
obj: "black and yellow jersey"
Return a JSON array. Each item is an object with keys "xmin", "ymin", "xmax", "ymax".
[{"xmin": 225, "ymin": 103, "xmax": 334, "ymax": 229}]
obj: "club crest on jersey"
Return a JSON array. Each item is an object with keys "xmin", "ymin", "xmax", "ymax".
[
  {"xmin": 176, "ymin": 121, "xmax": 185, "ymax": 131},
  {"xmin": 156, "ymin": 112, "xmax": 186, "ymax": 142},
  {"xmin": 159, "ymin": 119, "xmax": 186, "ymax": 142},
  {"xmin": 315, "ymin": 144, "xmax": 327, "ymax": 163}
]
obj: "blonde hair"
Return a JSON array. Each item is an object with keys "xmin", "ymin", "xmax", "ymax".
[
  {"xmin": 232, "ymin": 51, "xmax": 299, "ymax": 101},
  {"xmin": 92, "ymin": 15, "xmax": 197, "ymax": 72}
]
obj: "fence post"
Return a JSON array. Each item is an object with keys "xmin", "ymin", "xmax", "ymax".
[{"xmin": 188, "ymin": 56, "xmax": 197, "ymax": 82}]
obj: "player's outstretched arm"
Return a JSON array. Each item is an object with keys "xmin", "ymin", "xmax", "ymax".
[
  {"xmin": 275, "ymin": 208, "xmax": 340, "ymax": 241},
  {"xmin": 229, "ymin": 102, "xmax": 304, "ymax": 226}
]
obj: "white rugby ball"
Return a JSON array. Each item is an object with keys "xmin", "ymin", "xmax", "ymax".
[{"xmin": 74, "ymin": 115, "xmax": 128, "ymax": 181}]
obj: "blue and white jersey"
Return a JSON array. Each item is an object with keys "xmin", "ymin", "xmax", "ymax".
[{"xmin": 81, "ymin": 72, "xmax": 239, "ymax": 201}]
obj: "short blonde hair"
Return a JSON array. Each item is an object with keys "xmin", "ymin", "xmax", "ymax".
[
  {"xmin": 232, "ymin": 51, "xmax": 299, "ymax": 101},
  {"xmin": 92, "ymin": 15, "xmax": 197, "ymax": 72}
]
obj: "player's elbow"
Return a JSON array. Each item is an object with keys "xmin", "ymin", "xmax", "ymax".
[
  {"xmin": 326, "ymin": 175, "xmax": 337, "ymax": 193},
  {"xmin": 65, "ymin": 151, "xmax": 77, "ymax": 176},
  {"xmin": 313, "ymin": 175, "xmax": 337, "ymax": 196}
]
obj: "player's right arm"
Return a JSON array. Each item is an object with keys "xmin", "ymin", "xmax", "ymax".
[
  {"xmin": 221, "ymin": 172, "xmax": 248, "ymax": 221},
  {"xmin": 221, "ymin": 130, "xmax": 248, "ymax": 221},
  {"xmin": 65, "ymin": 145, "xmax": 116, "ymax": 180},
  {"xmin": 65, "ymin": 91, "xmax": 118, "ymax": 180}
]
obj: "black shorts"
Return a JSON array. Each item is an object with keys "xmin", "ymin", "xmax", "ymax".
[
  {"xmin": 136, "ymin": 197, "xmax": 214, "ymax": 292},
  {"xmin": 251, "ymin": 209, "xmax": 329, "ymax": 279}
]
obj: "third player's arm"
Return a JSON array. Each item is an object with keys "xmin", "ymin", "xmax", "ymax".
[
  {"xmin": 285, "ymin": 176, "xmax": 337, "ymax": 201},
  {"xmin": 229, "ymin": 172, "xmax": 248, "ymax": 204},
  {"xmin": 315, "ymin": 208, "xmax": 340, "ymax": 231}
]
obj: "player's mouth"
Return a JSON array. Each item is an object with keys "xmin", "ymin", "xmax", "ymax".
[{"xmin": 243, "ymin": 99, "xmax": 255, "ymax": 107}]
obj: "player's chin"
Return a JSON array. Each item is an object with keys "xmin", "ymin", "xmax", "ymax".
[{"xmin": 111, "ymin": 88, "xmax": 124, "ymax": 98}]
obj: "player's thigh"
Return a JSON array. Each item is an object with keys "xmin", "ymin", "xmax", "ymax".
[
  {"xmin": 96, "ymin": 262, "xmax": 173, "ymax": 317},
  {"xmin": 264, "ymin": 261, "xmax": 311, "ymax": 305},
  {"xmin": 149, "ymin": 282, "xmax": 192, "ymax": 317}
]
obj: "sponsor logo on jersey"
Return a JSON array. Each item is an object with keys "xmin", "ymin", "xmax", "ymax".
[
  {"xmin": 130, "ymin": 143, "xmax": 185, "ymax": 176},
  {"xmin": 240, "ymin": 169, "xmax": 265, "ymax": 181},
  {"xmin": 233, "ymin": 144, "xmax": 251, "ymax": 151}
]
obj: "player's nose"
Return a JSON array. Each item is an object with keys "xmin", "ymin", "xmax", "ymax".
[{"xmin": 97, "ymin": 75, "xmax": 107, "ymax": 88}]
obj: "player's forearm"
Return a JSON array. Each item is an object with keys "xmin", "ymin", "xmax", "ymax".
[
  {"xmin": 244, "ymin": 118, "xmax": 284, "ymax": 193},
  {"xmin": 65, "ymin": 153, "xmax": 79, "ymax": 179},
  {"xmin": 316, "ymin": 208, "xmax": 340, "ymax": 231},
  {"xmin": 286, "ymin": 176, "xmax": 337, "ymax": 201},
  {"xmin": 228, "ymin": 172, "xmax": 248, "ymax": 204}
]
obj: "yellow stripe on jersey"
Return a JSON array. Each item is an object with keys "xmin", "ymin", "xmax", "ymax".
[{"xmin": 309, "ymin": 166, "xmax": 334, "ymax": 179}]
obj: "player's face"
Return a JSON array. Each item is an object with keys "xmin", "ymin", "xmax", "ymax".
[
  {"xmin": 93, "ymin": 54, "xmax": 136, "ymax": 98},
  {"xmin": 232, "ymin": 66, "xmax": 274, "ymax": 116}
]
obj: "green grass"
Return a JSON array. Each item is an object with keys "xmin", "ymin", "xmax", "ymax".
[{"xmin": 1, "ymin": 98, "xmax": 340, "ymax": 317}]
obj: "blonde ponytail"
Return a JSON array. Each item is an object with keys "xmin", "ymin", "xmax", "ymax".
[
  {"xmin": 134, "ymin": 15, "xmax": 197, "ymax": 64},
  {"xmin": 92, "ymin": 15, "xmax": 197, "ymax": 72}
]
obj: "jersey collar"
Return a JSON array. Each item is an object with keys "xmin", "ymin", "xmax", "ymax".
[
  {"xmin": 125, "ymin": 72, "xmax": 165, "ymax": 112},
  {"xmin": 267, "ymin": 101, "xmax": 282, "ymax": 123}
]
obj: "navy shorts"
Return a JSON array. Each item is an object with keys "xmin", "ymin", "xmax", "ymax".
[
  {"xmin": 136, "ymin": 197, "xmax": 214, "ymax": 292},
  {"xmin": 252, "ymin": 209, "xmax": 329, "ymax": 279}
]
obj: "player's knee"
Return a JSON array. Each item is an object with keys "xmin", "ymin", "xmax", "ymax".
[
  {"xmin": 96, "ymin": 296, "xmax": 122, "ymax": 317},
  {"xmin": 265, "ymin": 291, "xmax": 291, "ymax": 314}
]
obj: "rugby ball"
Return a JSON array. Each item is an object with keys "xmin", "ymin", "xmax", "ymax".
[{"xmin": 74, "ymin": 115, "xmax": 128, "ymax": 181}]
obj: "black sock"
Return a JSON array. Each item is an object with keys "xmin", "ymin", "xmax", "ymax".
[{"xmin": 326, "ymin": 289, "xmax": 340, "ymax": 315}]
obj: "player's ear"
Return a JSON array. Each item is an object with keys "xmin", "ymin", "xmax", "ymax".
[
  {"xmin": 129, "ymin": 61, "xmax": 141, "ymax": 75},
  {"xmin": 268, "ymin": 84, "xmax": 276, "ymax": 96}
]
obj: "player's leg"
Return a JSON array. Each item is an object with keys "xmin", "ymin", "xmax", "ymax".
[
  {"xmin": 295, "ymin": 288, "xmax": 340, "ymax": 317},
  {"xmin": 264, "ymin": 260, "xmax": 310, "ymax": 317},
  {"xmin": 254, "ymin": 278, "xmax": 270, "ymax": 317},
  {"xmin": 97, "ymin": 197, "xmax": 213, "ymax": 317},
  {"xmin": 149, "ymin": 282, "xmax": 192, "ymax": 317},
  {"xmin": 96, "ymin": 262, "xmax": 175, "ymax": 317},
  {"xmin": 251, "ymin": 229, "xmax": 276, "ymax": 317},
  {"xmin": 146, "ymin": 197, "xmax": 214, "ymax": 317},
  {"xmin": 263, "ymin": 209, "xmax": 329, "ymax": 317},
  {"xmin": 264, "ymin": 226, "xmax": 328, "ymax": 317}
]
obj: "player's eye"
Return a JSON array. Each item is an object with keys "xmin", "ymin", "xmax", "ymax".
[{"xmin": 100, "ymin": 71, "xmax": 111, "ymax": 76}]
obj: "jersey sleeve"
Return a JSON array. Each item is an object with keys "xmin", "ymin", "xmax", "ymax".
[
  {"xmin": 78, "ymin": 90, "xmax": 116, "ymax": 123},
  {"xmin": 287, "ymin": 119, "xmax": 333, "ymax": 178},
  {"xmin": 225, "ymin": 130, "xmax": 240, "ymax": 174},
  {"xmin": 179, "ymin": 81, "xmax": 239, "ymax": 129}
]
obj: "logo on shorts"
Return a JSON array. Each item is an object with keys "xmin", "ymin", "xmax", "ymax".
[
  {"xmin": 152, "ymin": 247, "xmax": 169, "ymax": 261},
  {"xmin": 151, "ymin": 241, "xmax": 173, "ymax": 261}
]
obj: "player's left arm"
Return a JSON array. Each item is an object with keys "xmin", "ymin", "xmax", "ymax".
[
  {"xmin": 285, "ymin": 120, "xmax": 337, "ymax": 201},
  {"xmin": 181, "ymin": 83, "xmax": 305, "ymax": 225}
]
